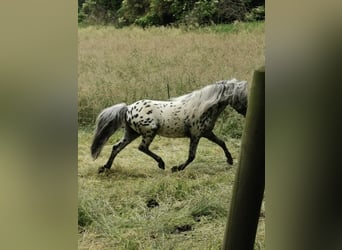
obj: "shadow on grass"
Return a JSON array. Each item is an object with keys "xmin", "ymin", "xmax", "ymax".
[
  {"xmin": 183, "ymin": 162, "xmax": 234, "ymax": 177},
  {"xmin": 96, "ymin": 165, "xmax": 156, "ymax": 180},
  {"xmin": 79, "ymin": 161, "xmax": 234, "ymax": 182}
]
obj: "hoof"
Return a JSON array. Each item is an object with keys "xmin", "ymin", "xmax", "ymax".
[
  {"xmin": 158, "ymin": 162, "xmax": 165, "ymax": 170},
  {"xmin": 98, "ymin": 166, "xmax": 106, "ymax": 173},
  {"xmin": 171, "ymin": 166, "xmax": 180, "ymax": 173}
]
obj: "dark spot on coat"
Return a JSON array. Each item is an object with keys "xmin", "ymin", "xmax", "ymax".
[{"xmin": 146, "ymin": 110, "xmax": 153, "ymax": 115}]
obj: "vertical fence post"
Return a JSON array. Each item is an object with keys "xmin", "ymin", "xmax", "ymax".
[{"xmin": 222, "ymin": 67, "xmax": 265, "ymax": 250}]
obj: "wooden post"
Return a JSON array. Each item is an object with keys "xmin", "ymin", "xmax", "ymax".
[{"xmin": 222, "ymin": 67, "xmax": 265, "ymax": 250}]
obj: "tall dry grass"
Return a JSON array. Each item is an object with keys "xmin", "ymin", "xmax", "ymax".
[{"xmin": 78, "ymin": 23, "xmax": 264, "ymax": 126}]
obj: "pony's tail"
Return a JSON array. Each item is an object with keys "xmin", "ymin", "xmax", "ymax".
[{"xmin": 91, "ymin": 103, "xmax": 127, "ymax": 160}]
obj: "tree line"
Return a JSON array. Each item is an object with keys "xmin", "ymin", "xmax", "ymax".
[{"xmin": 78, "ymin": 0, "xmax": 264, "ymax": 27}]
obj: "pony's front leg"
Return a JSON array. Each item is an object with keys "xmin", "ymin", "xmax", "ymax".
[
  {"xmin": 138, "ymin": 134, "xmax": 165, "ymax": 170},
  {"xmin": 203, "ymin": 131, "xmax": 233, "ymax": 165},
  {"xmin": 171, "ymin": 136, "xmax": 200, "ymax": 172}
]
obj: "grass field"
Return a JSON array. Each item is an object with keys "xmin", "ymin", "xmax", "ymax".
[{"xmin": 78, "ymin": 22, "xmax": 265, "ymax": 249}]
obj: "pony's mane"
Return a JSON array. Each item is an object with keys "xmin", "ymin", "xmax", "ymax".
[{"xmin": 171, "ymin": 78, "xmax": 247, "ymax": 118}]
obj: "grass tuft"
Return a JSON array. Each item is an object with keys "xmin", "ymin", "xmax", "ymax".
[
  {"xmin": 191, "ymin": 198, "xmax": 228, "ymax": 220},
  {"xmin": 78, "ymin": 206, "xmax": 93, "ymax": 230}
]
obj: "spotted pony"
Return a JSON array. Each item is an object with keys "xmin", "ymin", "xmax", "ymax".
[{"xmin": 91, "ymin": 79, "xmax": 248, "ymax": 173}]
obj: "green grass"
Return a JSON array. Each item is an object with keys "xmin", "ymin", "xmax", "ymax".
[
  {"xmin": 78, "ymin": 129, "xmax": 265, "ymax": 249},
  {"xmin": 78, "ymin": 23, "xmax": 265, "ymax": 249}
]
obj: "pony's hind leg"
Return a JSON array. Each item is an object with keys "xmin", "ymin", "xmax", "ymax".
[
  {"xmin": 138, "ymin": 133, "xmax": 165, "ymax": 170},
  {"xmin": 171, "ymin": 136, "xmax": 200, "ymax": 172},
  {"xmin": 98, "ymin": 127, "xmax": 139, "ymax": 173},
  {"xmin": 203, "ymin": 131, "xmax": 233, "ymax": 165}
]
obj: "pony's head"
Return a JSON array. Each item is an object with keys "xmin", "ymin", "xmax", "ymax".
[{"xmin": 219, "ymin": 79, "xmax": 248, "ymax": 117}]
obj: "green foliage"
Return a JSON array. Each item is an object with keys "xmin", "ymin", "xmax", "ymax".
[
  {"xmin": 117, "ymin": 0, "xmax": 150, "ymax": 26},
  {"xmin": 78, "ymin": 0, "xmax": 265, "ymax": 26},
  {"xmin": 216, "ymin": 0, "xmax": 248, "ymax": 23},
  {"xmin": 134, "ymin": 0, "xmax": 197, "ymax": 27},
  {"xmin": 148, "ymin": 0, "xmax": 175, "ymax": 25},
  {"xmin": 245, "ymin": 5, "xmax": 265, "ymax": 22},
  {"xmin": 184, "ymin": 0, "xmax": 218, "ymax": 26},
  {"xmin": 79, "ymin": 0, "xmax": 123, "ymax": 24}
]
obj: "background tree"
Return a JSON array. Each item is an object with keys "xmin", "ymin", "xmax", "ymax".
[{"xmin": 78, "ymin": 0, "xmax": 264, "ymax": 26}]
